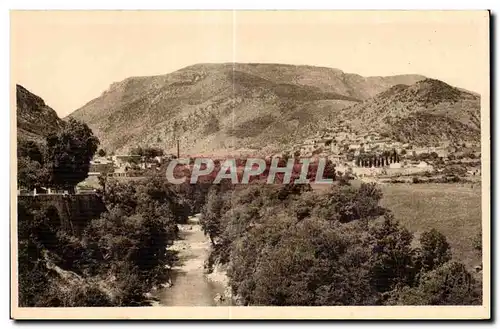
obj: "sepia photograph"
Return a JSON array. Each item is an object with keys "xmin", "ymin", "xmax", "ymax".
[{"xmin": 10, "ymin": 10, "xmax": 490, "ymax": 320}]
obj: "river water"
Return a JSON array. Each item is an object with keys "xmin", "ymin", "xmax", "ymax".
[{"xmin": 154, "ymin": 215, "xmax": 228, "ymax": 306}]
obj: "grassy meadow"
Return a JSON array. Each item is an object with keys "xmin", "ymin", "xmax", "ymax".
[{"xmin": 379, "ymin": 183, "xmax": 482, "ymax": 269}]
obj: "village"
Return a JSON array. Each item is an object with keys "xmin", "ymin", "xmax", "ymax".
[
  {"xmin": 17, "ymin": 151, "xmax": 174, "ymax": 196},
  {"xmin": 85, "ymin": 121, "xmax": 482, "ymax": 189},
  {"xmin": 281, "ymin": 121, "xmax": 482, "ymax": 183},
  {"xmin": 19, "ymin": 120, "xmax": 481, "ymax": 197}
]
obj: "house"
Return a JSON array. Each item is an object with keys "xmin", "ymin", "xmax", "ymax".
[
  {"xmin": 416, "ymin": 161, "xmax": 434, "ymax": 172},
  {"xmin": 328, "ymin": 154, "xmax": 343, "ymax": 164},
  {"xmin": 89, "ymin": 158, "xmax": 114, "ymax": 175},
  {"xmin": 113, "ymin": 166, "xmax": 130, "ymax": 177},
  {"xmin": 417, "ymin": 161, "xmax": 429, "ymax": 168},
  {"xmin": 112, "ymin": 155, "xmax": 142, "ymax": 168},
  {"xmin": 467, "ymin": 168, "xmax": 481, "ymax": 176},
  {"xmin": 153, "ymin": 156, "xmax": 164, "ymax": 164},
  {"xmin": 314, "ymin": 139, "xmax": 331, "ymax": 149},
  {"xmin": 300, "ymin": 143, "xmax": 316, "ymax": 155},
  {"xmin": 426, "ymin": 146, "xmax": 449, "ymax": 158},
  {"xmin": 146, "ymin": 162, "xmax": 159, "ymax": 170},
  {"xmin": 321, "ymin": 138, "xmax": 334, "ymax": 147},
  {"xmin": 413, "ymin": 147, "xmax": 431, "ymax": 156},
  {"xmin": 330, "ymin": 143, "xmax": 341, "ymax": 154},
  {"xmin": 335, "ymin": 132, "xmax": 349, "ymax": 142}
]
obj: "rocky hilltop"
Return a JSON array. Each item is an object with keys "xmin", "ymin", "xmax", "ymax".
[
  {"xmin": 17, "ymin": 85, "xmax": 65, "ymax": 142},
  {"xmin": 337, "ymin": 79, "xmax": 480, "ymax": 146}
]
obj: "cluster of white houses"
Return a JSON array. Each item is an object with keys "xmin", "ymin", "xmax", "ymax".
[
  {"xmin": 298, "ymin": 129, "xmax": 453, "ymax": 159},
  {"xmin": 291, "ymin": 126, "xmax": 474, "ymax": 178},
  {"xmin": 89, "ymin": 154, "xmax": 168, "ymax": 177}
]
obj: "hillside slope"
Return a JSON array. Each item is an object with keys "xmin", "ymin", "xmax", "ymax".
[
  {"xmin": 17, "ymin": 85, "xmax": 65, "ymax": 142},
  {"xmin": 337, "ymin": 79, "xmax": 481, "ymax": 146},
  {"xmin": 69, "ymin": 63, "xmax": 426, "ymax": 155}
]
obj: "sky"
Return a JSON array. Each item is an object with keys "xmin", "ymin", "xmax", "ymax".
[{"xmin": 11, "ymin": 10, "xmax": 489, "ymax": 117}]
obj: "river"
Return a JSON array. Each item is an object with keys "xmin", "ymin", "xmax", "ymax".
[{"xmin": 154, "ymin": 214, "xmax": 229, "ymax": 306}]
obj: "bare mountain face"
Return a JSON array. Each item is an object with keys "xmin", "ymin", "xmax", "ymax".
[
  {"xmin": 68, "ymin": 63, "xmax": 427, "ymax": 155},
  {"xmin": 338, "ymin": 79, "xmax": 481, "ymax": 146},
  {"xmin": 17, "ymin": 84, "xmax": 65, "ymax": 142}
]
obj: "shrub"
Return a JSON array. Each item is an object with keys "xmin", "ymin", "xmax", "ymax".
[{"xmin": 390, "ymin": 262, "xmax": 481, "ymax": 305}]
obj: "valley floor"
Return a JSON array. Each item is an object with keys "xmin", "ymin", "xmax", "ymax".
[{"xmin": 314, "ymin": 181, "xmax": 482, "ymax": 270}]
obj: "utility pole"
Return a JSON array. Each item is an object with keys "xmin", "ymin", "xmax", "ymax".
[{"xmin": 173, "ymin": 121, "xmax": 180, "ymax": 159}]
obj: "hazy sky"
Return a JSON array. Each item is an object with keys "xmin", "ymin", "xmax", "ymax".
[{"xmin": 11, "ymin": 11, "xmax": 489, "ymax": 117}]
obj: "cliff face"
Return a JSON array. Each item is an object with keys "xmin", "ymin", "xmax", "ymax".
[{"xmin": 16, "ymin": 84, "xmax": 65, "ymax": 142}]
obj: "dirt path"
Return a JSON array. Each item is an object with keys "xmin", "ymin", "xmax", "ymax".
[{"xmin": 155, "ymin": 214, "xmax": 226, "ymax": 306}]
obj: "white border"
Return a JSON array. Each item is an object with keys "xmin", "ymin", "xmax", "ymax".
[{"xmin": 3, "ymin": 1, "xmax": 497, "ymax": 327}]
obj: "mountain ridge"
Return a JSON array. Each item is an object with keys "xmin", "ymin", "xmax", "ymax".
[
  {"xmin": 337, "ymin": 78, "xmax": 480, "ymax": 146},
  {"xmin": 69, "ymin": 63, "xmax": 429, "ymax": 155}
]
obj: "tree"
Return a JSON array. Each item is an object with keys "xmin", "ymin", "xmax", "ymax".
[
  {"xmin": 45, "ymin": 118, "xmax": 99, "ymax": 191},
  {"xmin": 18, "ymin": 200, "xmax": 52, "ymax": 306},
  {"xmin": 97, "ymin": 165, "xmax": 115, "ymax": 195},
  {"xmin": 131, "ymin": 146, "xmax": 163, "ymax": 160},
  {"xmin": 18, "ymin": 157, "xmax": 50, "ymax": 191},
  {"xmin": 143, "ymin": 147, "xmax": 164, "ymax": 160},
  {"xmin": 97, "ymin": 149, "xmax": 106, "ymax": 157},
  {"xmin": 417, "ymin": 229, "xmax": 452, "ymax": 273},
  {"xmin": 367, "ymin": 215, "xmax": 417, "ymax": 292},
  {"xmin": 17, "ymin": 140, "xmax": 49, "ymax": 190},
  {"xmin": 130, "ymin": 146, "xmax": 144, "ymax": 157},
  {"xmin": 390, "ymin": 262, "xmax": 480, "ymax": 305},
  {"xmin": 18, "ymin": 139, "xmax": 44, "ymax": 163},
  {"xmin": 200, "ymin": 186, "xmax": 231, "ymax": 245},
  {"xmin": 318, "ymin": 183, "xmax": 385, "ymax": 223},
  {"xmin": 282, "ymin": 151, "xmax": 291, "ymax": 163}
]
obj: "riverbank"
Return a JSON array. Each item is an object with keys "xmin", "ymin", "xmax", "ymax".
[{"xmin": 153, "ymin": 214, "xmax": 230, "ymax": 306}]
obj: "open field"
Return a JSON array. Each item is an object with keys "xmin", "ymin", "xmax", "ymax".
[
  {"xmin": 313, "ymin": 181, "xmax": 482, "ymax": 269},
  {"xmin": 379, "ymin": 183, "xmax": 482, "ymax": 269}
]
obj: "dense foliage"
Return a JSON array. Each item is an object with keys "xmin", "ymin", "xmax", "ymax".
[
  {"xmin": 17, "ymin": 140, "xmax": 50, "ymax": 190},
  {"xmin": 129, "ymin": 146, "xmax": 164, "ymax": 159},
  {"xmin": 18, "ymin": 118, "xmax": 99, "ymax": 192},
  {"xmin": 17, "ymin": 174, "xmax": 194, "ymax": 307},
  {"xmin": 201, "ymin": 181, "xmax": 482, "ymax": 306},
  {"xmin": 45, "ymin": 118, "xmax": 100, "ymax": 191}
]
